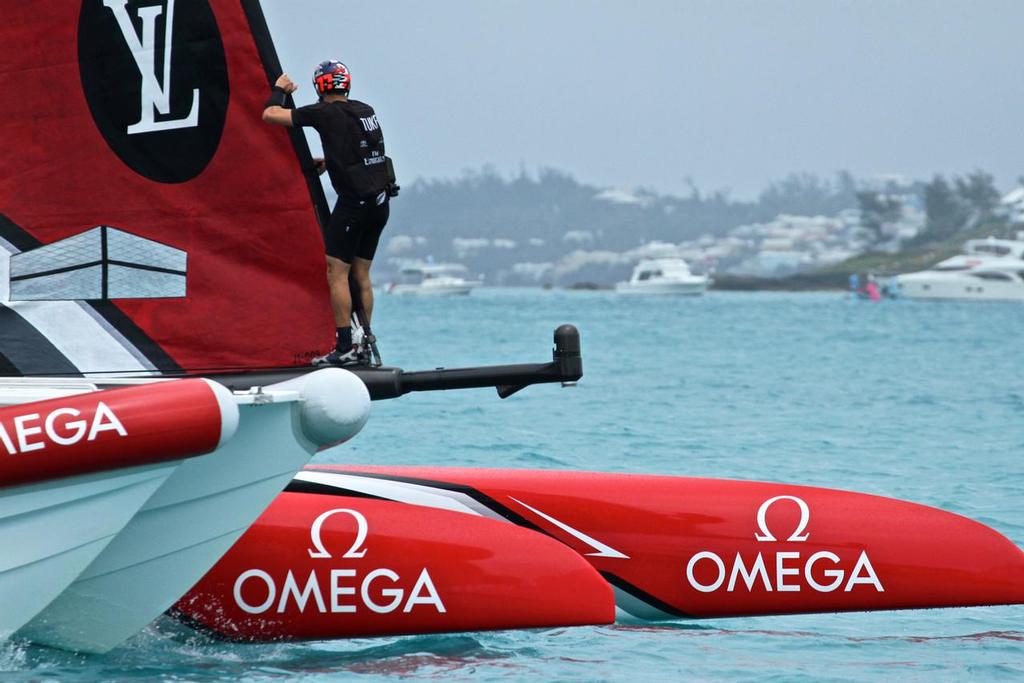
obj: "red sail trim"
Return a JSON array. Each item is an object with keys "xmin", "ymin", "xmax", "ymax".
[
  {"xmin": 0, "ymin": 379, "xmax": 228, "ymax": 487},
  {"xmin": 0, "ymin": 2, "xmax": 334, "ymax": 375}
]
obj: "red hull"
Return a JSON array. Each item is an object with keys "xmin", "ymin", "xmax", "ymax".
[
  {"xmin": 0, "ymin": 379, "xmax": 231, "ymax": 486},
  {"xmin": 177, "ymin": 493, "xmax": 615, "ymax": 640},
  {"xmin": 178, "ymin": 465, "xmax": 1024, "ymax": 640}
]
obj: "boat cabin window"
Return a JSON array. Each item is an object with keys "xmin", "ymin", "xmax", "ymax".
[
  {"xmin": 971, "ymin": 244, "xmax": 1011, "ymax": 256},
  {"xmin": 970, "ymin": 272, "xmax": 1012, "ymax": 281},
  {"xmin": 637, "ymin": 270, "xmax": 662, "ymax": 281},
  {"xmin": 933, "ymin": 265, "xmax": 970, "ymax": 271}
]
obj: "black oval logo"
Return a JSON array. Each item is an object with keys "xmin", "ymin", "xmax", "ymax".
[{"xmin": 78, "ymin": 0, "xmax": 229, "ymax": 184}]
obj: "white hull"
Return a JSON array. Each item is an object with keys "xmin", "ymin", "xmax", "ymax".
[
  {"xmin": 897, "ymin": 275, "xmax": 1024, "ymax": 302},
  {"xmin": 615, "ymin": 280, "xmax": 709, "ymax": 295},
  {"xmin": 0, "ymin": 463, "xmax": 177, "ymax": 639},
  {"xmin": 389, "ymin": 283, "xmax": 476, "ymax": 296},
  {"xmin": 616, "ymin": 258, "xmax": 710, "ymax": 296},
  {"xmin": 13, "ymin": 369, "xmax": 370, "ymax": 653},
  {"xmin": 895, "ymin": 237, "xmax": 1024, "ymax": 302}
]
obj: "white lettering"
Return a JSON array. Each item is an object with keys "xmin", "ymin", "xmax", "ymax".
[
  {"xmin": 727, "ymin": 552, "xmax": 772, "ymax": 592},
  {"xmin": 805, "ymin": 551, "xmax": 844, "ymax": 592},
  {"xmin": 45, "ymin": 408, "xmax": 87, "ymax": 446},
  {"xmin": 87, "ymin": 401, "xmax": 128, "ymax": 441},
  {"xmin": 14, "ymin": 414, "xmax": 44, "ymax": 453},
  {"xmin": 775, "ymin": 551, "xmax": 802, "ymax": 591},
  {"xmin": 330, "ymin": 569, "xmax": 357, "ymax": 613},
  {"xmin": 235, "ymin": 567, "xmax": 447, "ymax": 615},
  {"xmin": 685, "ymin": 497, "xmax": 884, "ymax": 595},
  {"xmin": 103, "ymin": 0, "xmax": 200, "ymax": 134},
  {"xmin": 0, "ymin": 422, "xmax": 16, "ymax": 454},
  {"xmin": 277, "ymin": 570, "xmax": 325, "ymax": 613},
  {"xmin": 360, "ymin": 115, "xmax": 379, "ymax": 132},
  {"xmin": 404, "ymin": 569, "xmax": 446, "ymax": 613},
  {"xmin": 362, "ymin": 568, "xmax": 403, "ymax": 614},
  {"xmin": 844, "ymin": 551, "xmax": 884, "ymax": 592},
  {"xmin": 234, "ymin": 569, "xmax": 275, "ymax": 614},
  {"xmin": 686, "ymin": 551, "xmax": 726, "ymax": 593}
]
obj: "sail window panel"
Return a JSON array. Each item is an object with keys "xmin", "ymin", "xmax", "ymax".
[
  {"xmin": 9, "ymin": 264, "xmax": 103, "ymax": 300},
  {"xmin": 8, "ymin": 228, "xmax": 102, "ymax": 277},
  {"xmin": 107, "ymin": 265, "xmax": 186, "ymax": 299},
  {"xmin": 106, "ymin": 228, "xmax": 187, "ymax": 273}
]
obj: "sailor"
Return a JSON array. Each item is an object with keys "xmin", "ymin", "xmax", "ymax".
[{"xmin": 262, "ymin": 60, "xmax": 397, "ymax": 366}]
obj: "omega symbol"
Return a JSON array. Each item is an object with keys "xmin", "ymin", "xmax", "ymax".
[
  {"xmin": 754, "ymin": 495, "xmax": 810, "ymax": 542},
  {"xmin": 308, "ymin": 508, "xmax": 369, "ymax": 559}
]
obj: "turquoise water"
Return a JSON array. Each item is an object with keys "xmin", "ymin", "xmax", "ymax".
[{"xmin": 4, "ymin": 290, "xmax": 1023, "ymax": 681}]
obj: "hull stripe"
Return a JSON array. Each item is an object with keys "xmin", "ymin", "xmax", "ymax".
[{"xmin": 0, "ymin": 305, "xmax": 79, "ymax": 376}]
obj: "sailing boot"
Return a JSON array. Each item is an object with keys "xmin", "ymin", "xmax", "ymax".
[{"xmin": 312, "ymin": 346, "xmax": 362, "ymax": 367}]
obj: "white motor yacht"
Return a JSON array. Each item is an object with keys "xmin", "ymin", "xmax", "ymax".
[
  {"xmin": 388, "ymin": 264, "xmax": 482, "ymax": 296},
  {"xmin": 615, "ymin": 258, "xmax": 710, "ymax": 295},
  {"xmin": 896, "ymin": 236, "xmax": 1024, "ymax": 302}
]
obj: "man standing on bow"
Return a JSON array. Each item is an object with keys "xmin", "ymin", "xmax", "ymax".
[{"xmin": 262, "ymin": 60, "xmax": 396, "ymax": 366}]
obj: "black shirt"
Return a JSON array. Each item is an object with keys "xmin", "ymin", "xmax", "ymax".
[{"xmin": 292, "ymin": 99, "xmax": 388, "ymax": 202}]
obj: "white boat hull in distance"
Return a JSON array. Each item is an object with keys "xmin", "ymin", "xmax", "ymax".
[
  {"xmin": 897, "ymin": 272, "xmax": 1024, "ymax": 302},
  {"xmin": 616, "ymin": 258, "xmax": 710, "ymax": 296},
  {"xmin": 614, "ymin": 279, "xmax": 709, "ymax": 295},
  {"xmin": 387, "ymin": 282, "xmax": 475, "ymax": 294},
  {"xmin": 16, "ymin": 369, "xmax": 371, "ymax": 654},
  {"xmin": 895, "ymin": 236, "xmax": 1024, "ymax": 302},
  {"xmin": 388, "ymin": 263, "xmax": 481, "ymax": 296}
]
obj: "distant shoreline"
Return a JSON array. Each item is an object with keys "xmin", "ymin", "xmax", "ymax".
[{"xmin": 710, "ymin": 274, "xmax": 847, "ymax": 292}]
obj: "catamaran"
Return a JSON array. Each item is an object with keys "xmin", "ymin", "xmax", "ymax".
[{"xmin": 1, "ymin": 0, "xmax": 1022, "ymax": 653}]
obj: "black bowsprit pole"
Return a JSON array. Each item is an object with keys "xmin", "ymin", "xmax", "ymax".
[
  {"xmin": 361, "ymin": 324, "xmax": 582, "ymax": 399},
  {"xmin": 203, "ymin": 325, "xmax": 583, "ymax": 401}
]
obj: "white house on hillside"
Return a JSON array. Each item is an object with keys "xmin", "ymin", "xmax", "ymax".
[{"xmin": 1001, "ymin": 187, "xmax": 1024, "ymax": 224}]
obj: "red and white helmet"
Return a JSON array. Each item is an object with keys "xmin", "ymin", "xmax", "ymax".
[{"xmin": 312, "ymin": 60, "xmax": 351, "ymax": 97}]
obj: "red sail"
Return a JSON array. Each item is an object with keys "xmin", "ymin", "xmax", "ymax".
[{"xmin": 0, "ymin": 1, "xmax": 332, "ymax": 376}]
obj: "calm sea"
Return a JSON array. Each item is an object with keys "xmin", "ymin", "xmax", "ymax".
[{"xmin": 4, "ymin": 290, "xmax": 1023, "ymax": 681}]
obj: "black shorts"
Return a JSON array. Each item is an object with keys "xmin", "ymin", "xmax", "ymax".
[{"xmin": 324, "ymin": 199, "xmax": 390, "ymax": 263}]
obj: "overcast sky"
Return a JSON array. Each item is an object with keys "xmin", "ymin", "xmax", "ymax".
[{"xmin": 262, "ymin": 1, "xmax": 1024, "ymax": 198}]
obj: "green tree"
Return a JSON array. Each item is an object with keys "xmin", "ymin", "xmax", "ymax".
[
  {"xmin": 954, "ymin": 170, "xmax": 1000, "ymax": 219},
  {"xmin": 920, "ymin": 175, "xmax": 967, "ymax": 242}
]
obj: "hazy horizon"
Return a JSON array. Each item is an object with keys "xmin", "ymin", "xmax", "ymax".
[{"xmin": 263, "ymin": 1, "xmax": 1024, "ymax": 199}]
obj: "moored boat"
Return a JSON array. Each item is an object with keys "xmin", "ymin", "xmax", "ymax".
[
  {"xmin": 615, "ymin": 258, "xmax": 710, "ymax": 295},
  {"xmin": 387, "ymin": 264, "xmax": 482, "ymax": 296},
  {"xmin": 896, "ymin": 235, "xmax": 1024, "ymax": 301}
]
